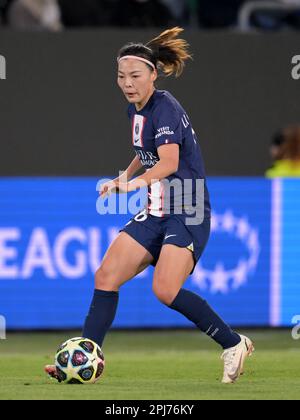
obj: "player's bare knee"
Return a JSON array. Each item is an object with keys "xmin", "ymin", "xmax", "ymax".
[
  {"xmin": 152, "ymin": 283, "xmax": 175, "ymax": 306},
  {"xmin": 94, "ymin": 266, "xmax": 114, "ymax": 290}
]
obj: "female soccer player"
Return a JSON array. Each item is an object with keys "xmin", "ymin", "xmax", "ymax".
[{"xmin": 46, "ymin": 27, "xmax": 253, "ymax": 384}]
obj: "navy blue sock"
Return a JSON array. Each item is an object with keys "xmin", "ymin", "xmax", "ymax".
[
  {"xmin": 169, "ymin": 289, "xmax": 241, "ymax": 349},
  {"xmin": 82, "ymin": 289, "xmax": 119, "ymax": 347}
]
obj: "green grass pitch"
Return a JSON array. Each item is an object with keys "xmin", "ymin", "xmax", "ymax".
[{"xmin": 0, "ymin": 330, "xmax": 299, "ymax": 400}]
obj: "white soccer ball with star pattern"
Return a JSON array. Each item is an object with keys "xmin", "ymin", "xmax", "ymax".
[{"xmin": 55, "ymin": 337, "xmax": 105, "ymax": 384}]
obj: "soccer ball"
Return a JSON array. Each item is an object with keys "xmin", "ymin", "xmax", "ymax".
[{"xmin": 55, "ymin": 337, "xmax": 105, "ymax": 384}]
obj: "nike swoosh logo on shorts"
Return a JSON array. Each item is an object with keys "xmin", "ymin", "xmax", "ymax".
[{"xmin": 164, "ymin": 234, "xmax": 177, "ymax": 240}]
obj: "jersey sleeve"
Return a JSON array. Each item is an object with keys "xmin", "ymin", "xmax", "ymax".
[{"xmin": 152, "ymin": 99, "xmax": 183, "ymax": 148}]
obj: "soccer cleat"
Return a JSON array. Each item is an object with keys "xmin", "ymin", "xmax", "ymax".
[
  {"xmin": 221, "ymin": 335, "xmax": 254, "ymax": 384},
  {"xmin": 44, "ymin": 365, "xmax": 61, "ymax": 382}
]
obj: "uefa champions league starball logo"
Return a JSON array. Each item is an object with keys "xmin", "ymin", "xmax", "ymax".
[{"xmin": 192, "ymin": 211, "xmax": 261, "ymax": 294}]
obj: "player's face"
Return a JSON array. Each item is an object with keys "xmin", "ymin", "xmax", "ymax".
[{"xmin": 118, "ymin": 58, "xmax": 157, "ymax": 110}]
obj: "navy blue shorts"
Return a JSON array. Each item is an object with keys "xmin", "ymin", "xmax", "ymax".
[{"xmin": 120, "ymin": 209, "xmax": 211, "ymax": 275}]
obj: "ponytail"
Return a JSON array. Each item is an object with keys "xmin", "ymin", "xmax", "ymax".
[{"xmin": 146, "ymin": 27, "xmax": 192, "ymax": 77}]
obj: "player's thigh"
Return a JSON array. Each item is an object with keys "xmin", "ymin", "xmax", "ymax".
[
  {"xmin": 95, "ymin": 231, "xmax": 154, "ymax": 290},
  {"xmin": 152, "ymin": 245, "xmax": 194, "ymax": 305}
]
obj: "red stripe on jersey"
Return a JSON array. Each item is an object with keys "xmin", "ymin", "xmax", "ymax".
[
  {"xmin": 131, "ymin": 118, "xmax": 135, "ymax": 146},
  {"xmin": 140, "ymin": 117, "xmax": 146, "ymax": 148}
]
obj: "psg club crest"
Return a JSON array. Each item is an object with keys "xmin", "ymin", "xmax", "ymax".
[
  {"xmin": 133, "ymin": 114, "xmax": 145, "ymax": 147},
  {"xmin": 135, "ymin": 123, "xmax": 140, "ymax": 135}
]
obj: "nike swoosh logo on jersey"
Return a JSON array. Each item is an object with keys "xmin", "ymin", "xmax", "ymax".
[{"xmin": 164, "ymin": 234, "xmax": 177, "ymax": 240}]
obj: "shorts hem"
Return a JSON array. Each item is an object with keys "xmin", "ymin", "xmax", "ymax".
[{"xmin": 119, "ymin": 228, "xmax": 157, "ymax": 264}]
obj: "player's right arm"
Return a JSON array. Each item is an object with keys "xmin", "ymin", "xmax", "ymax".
[
  {"xmin": 100, "ymin": 155, "xmax": 143, "ymax": 197},
  {"xmin": 117, "ymin": 155, "xmax": 143, "ymax": 183}
]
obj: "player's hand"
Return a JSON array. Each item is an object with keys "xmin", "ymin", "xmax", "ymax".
[
  {"xmin": 114, "ymin": 181, "xmax": 129, "ymax": 194},
  {"xmin": 99, "ymin": 180, "xmax": 117, "ymax": 198}
]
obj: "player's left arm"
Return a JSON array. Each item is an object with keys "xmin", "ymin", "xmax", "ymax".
[{"xmin": 125, "ymin": 144, "xmax": 179, "ymax": 191}]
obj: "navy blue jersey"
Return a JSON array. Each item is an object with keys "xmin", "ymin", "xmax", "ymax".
[{"xmin": 128, "ymin": 90, "xmax": 211, "ymax": 219}]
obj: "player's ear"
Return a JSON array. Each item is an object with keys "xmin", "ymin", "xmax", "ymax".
[{"xmin": 151, "ymin": 69, "xmax": 158, "ymax": 83}]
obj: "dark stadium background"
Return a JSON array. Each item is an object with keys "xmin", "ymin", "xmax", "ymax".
[{"xmin": 0, "ymin": 31, "xmax": 299, "ymax": 176}]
